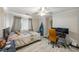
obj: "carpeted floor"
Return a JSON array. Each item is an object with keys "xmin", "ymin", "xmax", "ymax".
[{"xmin": 16, "ymin": 38, "xmax": 79, "ymax": 52}]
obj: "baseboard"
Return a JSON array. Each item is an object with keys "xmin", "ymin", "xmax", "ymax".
[
  {"xmin": 69, "ymin": 37, "xmax": 79, "ymax": 49},
  {"xmin": 69, "ymin": 44, "xmax": 79, "ymax": 49}
]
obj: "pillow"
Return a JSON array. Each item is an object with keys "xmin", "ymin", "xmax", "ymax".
[
  {"xmin": 15, "ymin": 31, "xmax": 20, "ymax": 35},
  {"xmin": 8, "ymin": 34, "xmax": 18, "ymax": 40}
]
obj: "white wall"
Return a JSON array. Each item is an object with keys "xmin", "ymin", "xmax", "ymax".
[
  {"xmin": 0, "ymin": 8, "xmax": 14, "ymax": 37},
  {"xmin": 53, "ymin": 9, "xmax": 79, "ymax": 44}
]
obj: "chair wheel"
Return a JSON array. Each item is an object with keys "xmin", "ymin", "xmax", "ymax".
[
  {"xmin": 52, "ymin": 46, "xmax": 54, "ymax": 48},
  {"xmin": 52, "ymin": 44, "xmax": 54, "ymax": 48}
]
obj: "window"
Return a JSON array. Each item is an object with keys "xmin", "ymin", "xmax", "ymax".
[{"xmin": 21, "ymin": 18, "xmax": 29, "ymax": 31}]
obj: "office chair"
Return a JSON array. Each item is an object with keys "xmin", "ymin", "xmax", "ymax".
[{"xmin": 48, "ymin": 29, "xmax": 58, "ymax": 48}]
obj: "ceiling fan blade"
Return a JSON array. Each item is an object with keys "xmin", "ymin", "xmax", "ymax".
[
  {"xmin": 26, "ymin": 13, "xmax": 29, "ymax": 15},
  {"xmin": 32, "ymin": 7, "xmax": 42, "ymax": 14}
]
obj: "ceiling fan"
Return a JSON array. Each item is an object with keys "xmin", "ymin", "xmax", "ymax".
[{"xmin": 33, "ymin": 7, "xmax": 52, "ymax": 16}]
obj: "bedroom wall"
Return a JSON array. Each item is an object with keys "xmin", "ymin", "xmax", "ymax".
[
  {"xmin": 0, "ymin": 8, "xmax": 14, "ymax": 37},
  {"xmin": 53, "ymin": 8, "xmax": 79, "ymax": 44}
]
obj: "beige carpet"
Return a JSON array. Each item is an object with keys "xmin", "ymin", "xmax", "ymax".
[{"xmin": 17, "ymin": 38, "xmax": 79, "ymax": 52}]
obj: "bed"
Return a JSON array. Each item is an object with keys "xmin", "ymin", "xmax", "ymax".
[{"xmin": 8, "ymin": 31, "xmax": 41, "ymax": 49}]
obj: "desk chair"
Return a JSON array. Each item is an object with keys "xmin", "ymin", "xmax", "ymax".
[{"xmin": 48, "ymin": 29, "xmax": 58, "ymax": 48}]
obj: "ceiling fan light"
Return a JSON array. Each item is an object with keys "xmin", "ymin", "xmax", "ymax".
[
  {"xmin": 36, "ymin": 7, "xmax": 48, "ymax": 16},
  {"xmin": 40, "ymin": 12, "xmax": 45, "ymax": 16}
]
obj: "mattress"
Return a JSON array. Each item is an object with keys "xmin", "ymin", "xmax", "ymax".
[{"xmin": 8, "ymin": 31, "xmax": 41, "ymax": 48}]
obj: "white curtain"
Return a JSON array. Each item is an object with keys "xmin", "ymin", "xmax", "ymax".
[
  {"xmin": 5, "ymin": 14, "xmax": 14, "ymax": 31},
  {"xmin": 28, "ymin": 18, "xmax": 33, "ymax": 31},
  {"xmin": 0, "ymin": 13, "xmax": 14, "ymax": 37},
  {"xmin": 12, "ymin": 16, "xmax": 21, "ymax": 32},
  {"xmin": 39, "ymin": 16, "xmax": 46, "ymax": 36},
  {"xmin": 21, "ymin": 17, "xmax": 29, "ymax": 31},
  {"xmin": 0, "ymin": 13, "xmax": 14, "ymax": 30}
]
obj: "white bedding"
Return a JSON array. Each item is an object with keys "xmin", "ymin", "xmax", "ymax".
[{"xmin": 8, "ymin": 31, "xmax": 40, "ymax": 48}]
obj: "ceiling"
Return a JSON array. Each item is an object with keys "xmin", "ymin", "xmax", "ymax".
[{"xmin": 7, "ymin": 7, "xmax": 79, "ymax": 16}]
